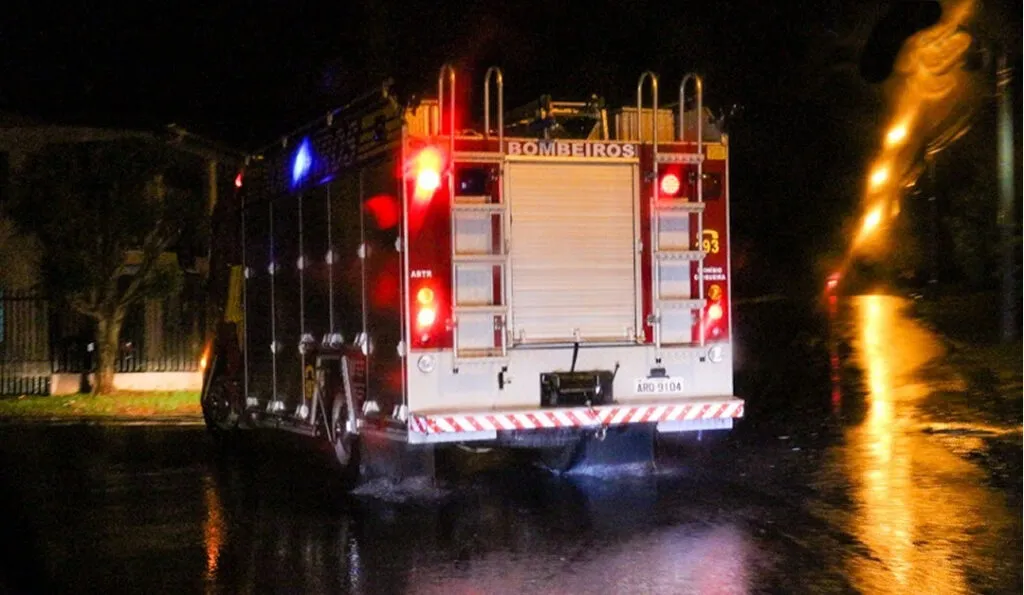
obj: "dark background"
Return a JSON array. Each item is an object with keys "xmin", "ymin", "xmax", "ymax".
[{"xmin": 2, "ymin": 0, "xmax": 1020, "ymax": 296}]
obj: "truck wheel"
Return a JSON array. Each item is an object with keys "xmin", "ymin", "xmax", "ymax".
[
  {"xmin": 330, "ymin": 393, "xmax": 361, "ymax": 487},
  {"xmin": 202, "ymin": 377, "xmax": 239, "ymax": 438}
]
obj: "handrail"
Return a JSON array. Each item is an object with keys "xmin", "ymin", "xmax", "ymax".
[
  {"xmin": 678, "ymin": 73, "xmax": 703, "ymax": 147},
  {"xmin": 680, "ymin": 73, "xmax": 706, "ymax": 346},
  {"xmin": 636, "ymin": 71, "xmax": 659, "ymax": 148},
  {"xmin": 637, "ymin": 71, "xmax": 661, "ymax": 353},
  {"xmin": 437, "ymin": 63, "xmax": 456, "ymax": 160},
  {"xmin": 483, "ymin": 66, "xmax": 504, "ymax": 152}
]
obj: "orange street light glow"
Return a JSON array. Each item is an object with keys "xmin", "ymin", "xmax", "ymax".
[
  {"xmin": 885, "ymin": 123, "xmax": 909, "ymax": 147},
  {"xmin": 862, "ymin": 206, "xmax": 883, "ymax": 235},
  {"xmin": 869, "ymin": 166, "xmax": 890, "ymax": 190}
]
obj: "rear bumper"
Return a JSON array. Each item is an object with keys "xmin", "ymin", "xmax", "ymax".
[{"xmin": 405, "ymin": 396, "xmax": 743, "ymax": 444}]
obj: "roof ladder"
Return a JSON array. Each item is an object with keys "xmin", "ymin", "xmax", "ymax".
[{"xmin": 449, "ymin": 66, "xmax": 510, "ymax": 369}]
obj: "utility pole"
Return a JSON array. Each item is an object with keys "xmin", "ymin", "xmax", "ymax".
[
  {"xmin": 995, "ymin": 53, "xmax": 1019, "ymax": 342},
  {"xmin": 927, "ymin": 157, "xmax": 939, "ymax": 289}
]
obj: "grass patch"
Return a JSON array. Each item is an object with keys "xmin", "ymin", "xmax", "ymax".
[{"xmin": 0, "ymin": 391, "xmax": 201, "ymax": 419}]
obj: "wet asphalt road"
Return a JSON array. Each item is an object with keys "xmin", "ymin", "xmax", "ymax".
[{"xmin": 1, "ymin": 295, "xmax": 1020, "ymax": 594}]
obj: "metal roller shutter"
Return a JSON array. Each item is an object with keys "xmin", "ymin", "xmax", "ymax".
[{"xmin": 507, "ymin": 161, "xmax": 638, "ymax": 344}]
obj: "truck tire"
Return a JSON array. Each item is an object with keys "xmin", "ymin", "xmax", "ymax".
[
  {"xmin": 330, "ymin": 389, "xmax": 361, "ymax": 488},
  {"xmin": 201, "ymin": 376, "xmax": 239, "ymax": 439}
]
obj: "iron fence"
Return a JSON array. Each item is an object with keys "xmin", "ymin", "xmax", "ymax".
[
  {"xmin": 51, "ymin": 301, "xmax": 202, "ymax": 375},
  {"xmin": 0, "ymin": 291, "xmax": 203, "ymax": 395},
  {"xmin": 0, "ymin": 290, "xmax": 51, "ymax": 395}
]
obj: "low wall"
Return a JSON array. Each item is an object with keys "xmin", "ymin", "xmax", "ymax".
[{"xmin": 51, "ymin": 371, "xmax": 203, "ymax": 395}]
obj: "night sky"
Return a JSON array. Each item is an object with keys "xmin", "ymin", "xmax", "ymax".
[{"xmin": 2, "ymin": 0, "xmax": 1019, "ymax": 294}]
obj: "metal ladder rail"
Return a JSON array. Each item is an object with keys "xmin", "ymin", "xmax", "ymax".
[
  {"xmin": 439, "ymin": 63, "xmax": 464, "ymax": 363},
  {"xmin": 450, "ymin": 66, "xmax": 510, "ymax": 365},
  {"xmin": 484, "ymin": 66, "xmax": 504, "ymax": 149},
  {"xmin": 483, "ymin": 66, "xmax": 509, "ymax": 361},
  {"xmin": 679, "ymin": 73, "xmax": 706, "ymax": 347},
  {"xmin": 636, "ymin": 71, "xmax": 663, "ymax": 356}
]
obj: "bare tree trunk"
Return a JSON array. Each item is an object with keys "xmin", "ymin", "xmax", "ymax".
[{"xmin": 94, "ymin": 310, "xmax": 124, "ymax": 395}]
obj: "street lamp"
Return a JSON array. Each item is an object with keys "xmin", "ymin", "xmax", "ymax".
[
  {"xmin": 869, "ymin": 165, "xmax": 890, "ymax": 190},
  {"xmin": 862, "ymin": 205, "xmax": 884, "ymax": 235},
  {"xmin": 885, "ymin": 121, "xmax": 910, "ymax": 146}
]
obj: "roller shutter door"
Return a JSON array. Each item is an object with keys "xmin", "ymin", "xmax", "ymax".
[{"xmin": 507, "ymin": 162, "xmax": 638, "ymax": 344}]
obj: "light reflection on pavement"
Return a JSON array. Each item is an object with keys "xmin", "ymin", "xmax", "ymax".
[
  {"xmin": 842, "ymin": 295, "xmax": 1015, "ymax": 594},
  {"xmin": 0, "ymin": 294, "xmax": 1020, "ymax": 594}
]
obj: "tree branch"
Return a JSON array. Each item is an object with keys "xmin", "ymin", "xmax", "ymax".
[
  {"xmin": 69, "ymin": 293, "xmax": 102, "ymax": 319},
  {"xmin": 120, "ymin": 219, "xmax": 177, "ymax": 307}
]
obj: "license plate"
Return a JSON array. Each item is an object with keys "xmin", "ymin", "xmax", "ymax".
[{"xmin": 634, "ymin": 377, "xmax": 684, "ymax": 395}]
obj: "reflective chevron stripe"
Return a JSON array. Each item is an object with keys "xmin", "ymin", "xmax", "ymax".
[{"xmin": 408, "ymin": 399, "xmax": 743, "ymax": 435}]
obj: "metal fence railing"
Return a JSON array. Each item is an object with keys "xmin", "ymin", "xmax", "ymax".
[
  {"xmin": 0, "ymin": 290, "xmax": 51, "ymax": 396},
  {"xmin": 1, "ymin": 291, "xmax": 203, "ymax": 395}
]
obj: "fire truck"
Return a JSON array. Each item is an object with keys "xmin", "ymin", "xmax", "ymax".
[{"xmin": 201, "ymin": 64, "xmax": 744, "ymax": 483}]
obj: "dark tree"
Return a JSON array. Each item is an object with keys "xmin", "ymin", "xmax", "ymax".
[
  {"xmin": 0, "ymin": 216, "xmax": 41, "ymax": 291},
  {"xmin": 12, "ymin": 140, "xmax": 204, "ymax": 394}
]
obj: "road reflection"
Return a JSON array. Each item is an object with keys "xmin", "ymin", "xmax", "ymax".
[
  {"xmin": 199, "ymin": 468, "xmax": 758, "ymax": 595},
  {"xmin": 842, "ymin": 295, "xmax": 1011, "ymax": 594},
  {"xmin": 202, "ymin": 474, "xmax": 225, "ymax": 591},
  {"xmin": 3, "ymin": 294, "xmax": 1021, "ymax": 594}
]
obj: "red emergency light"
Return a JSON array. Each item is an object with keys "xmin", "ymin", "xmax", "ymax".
[
  {"xmin": 412, "ymin": 146, "xmax": 444, "ymax": 201},
  {"xmin": 660, "ymin": 173, "xmax": 681, "ymax": 196},
  {"xmin": 657, "ymin": 166, "xmax": 684, "ymax": 198}
]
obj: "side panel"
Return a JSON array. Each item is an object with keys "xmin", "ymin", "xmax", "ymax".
[
  {"xmin": 301, "ymin": 185, "xmax": 331, "ymax": 348},
  {"xmin": 361, "ymin": 158, "xmax": 404, "ymax": 416},
  {"xmin": 327, "ymin": 173, "xmax": 365, "ymax": 344},
  {"xmin": 243, "ymin": 197, "xmax": 273, "ymax": 401},
  {"xmin": 272, "ymin": 193, "xmax": 302, "ymax": 406}
]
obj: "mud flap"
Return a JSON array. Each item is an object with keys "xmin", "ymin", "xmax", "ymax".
[
  {"xmin": 553, "ymin": 424, "xmax": 657, "ymax": 474},
  {"xmin": 359, "ymin": 429, "xmax": 436, "ymax": 484}
]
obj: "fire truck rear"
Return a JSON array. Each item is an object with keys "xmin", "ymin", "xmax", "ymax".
[{"xmin": 202, "ymin": 65, "xmax": 744, "ymax": 483}]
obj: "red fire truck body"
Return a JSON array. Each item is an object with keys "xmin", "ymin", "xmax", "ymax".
[{"xmin": 202, "ymin": 66, "xmax": 743, "ymax": 478}]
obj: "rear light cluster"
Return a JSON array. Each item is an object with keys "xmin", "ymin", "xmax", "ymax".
[
  {"xmin": 405, "ymin": 143, "xmax": 451, "ymax": 349},
  {"xmin": 416, "ymin": 287, "xmax": 437, "ymax": 329},
  {"xmin": 703, "ymin": 283, "xmax": 727, "ymax": 342},
  {"xmin": 413, "ymin": 284, "xmax": 440, "ymax": 345}
]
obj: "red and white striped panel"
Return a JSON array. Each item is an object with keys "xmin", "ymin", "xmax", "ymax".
[{"xmin": 408, "ymin": 399, "xmax": 743, "ymax": 435}]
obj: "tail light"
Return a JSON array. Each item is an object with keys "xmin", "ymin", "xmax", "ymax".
[
  {"xmin": 414, "ymin": 285, "xmax": 439, "ymax": 344},
  {"xmin": 658, "ymin": 168, "xmax": 683, "ymax": 198},
  {"xmin": 416, "ymin": 308, "xmax": 437, "ymax": 329},
  {"xmin": 416, "ymin": 287, "xmax": 437, "ymax": 328},
  {"xmin": 659, "ymin": 172, "xmax": 681, "ymax": 196},
  {"xmin": 702, "ymin": 283, "xmax": 728, "ymax": 342}
]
